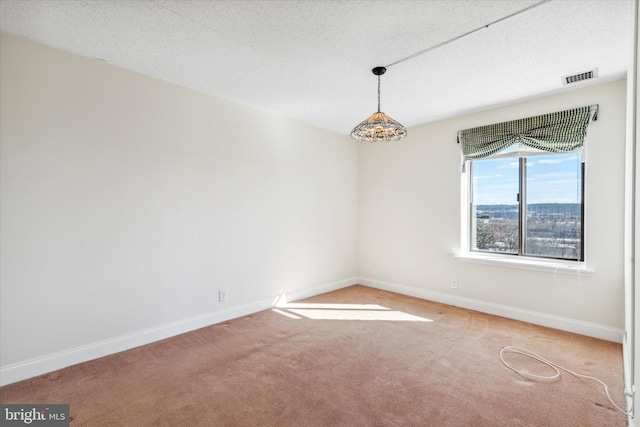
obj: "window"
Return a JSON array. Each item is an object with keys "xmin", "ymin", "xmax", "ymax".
[
  {"xmin": 469, "ymin": 152, "xmax": 583, "ymax": 261},
  {"xmin": 457, "ymin": 104, "xmax": 597, "ymax": 263}
]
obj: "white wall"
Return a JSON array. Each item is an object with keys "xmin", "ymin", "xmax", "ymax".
[
  {"xmin": 358, "ymin": 79, "xmax": 627, "ymax": 333},
  {"xmin": 0, "ymin": 34, "xmax": 358, "ymax": 377}
]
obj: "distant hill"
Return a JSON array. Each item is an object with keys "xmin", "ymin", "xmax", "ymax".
[{"xmin": 476, "ymin": 203, "xmax": 580, "ymax": 219}]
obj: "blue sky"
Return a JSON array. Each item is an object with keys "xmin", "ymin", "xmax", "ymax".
[{"xmin": 472, "ymin": 153, "xmax": 581, "ymax": 205}]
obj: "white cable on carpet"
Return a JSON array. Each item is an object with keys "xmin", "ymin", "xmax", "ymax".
[{"xmin": 500, "ymin": 345, "xmax": 632, "ymax": 416}]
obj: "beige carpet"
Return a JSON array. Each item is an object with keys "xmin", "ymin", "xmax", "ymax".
[{"xmin": 0, "ymin": 285, "xmax": 626, "ymax": 426}]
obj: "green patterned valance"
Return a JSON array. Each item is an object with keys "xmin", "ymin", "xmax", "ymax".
[{"xmin": 457, "ymin": 105, "xmax": 598, "ymax": 161}]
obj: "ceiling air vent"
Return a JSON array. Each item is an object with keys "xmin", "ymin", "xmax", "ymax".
[{"xmin": 562, "ymin": 68, "xmax": 598, "ymax": 86}]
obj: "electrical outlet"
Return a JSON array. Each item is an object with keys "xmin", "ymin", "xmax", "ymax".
[
  {"xmin": 219, "ymin": 290, "xmax": 228, "ymax": 302},
  {"xmin": 451, "ymin": 280, "xmax": 458, "ymax": 289}
]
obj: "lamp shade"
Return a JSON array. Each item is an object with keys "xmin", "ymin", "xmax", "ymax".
[{"xmin": 350, "ymin": 111, "xmax": 407, "ymax": 142}]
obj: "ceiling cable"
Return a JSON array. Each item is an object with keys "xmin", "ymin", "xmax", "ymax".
[{"xmin": 385, "ymin": 0, "xmax": 552, "ymax": 68}]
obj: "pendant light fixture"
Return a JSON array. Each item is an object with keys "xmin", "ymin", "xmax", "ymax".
[{"xmin": 350, "ymin": 66, "xmax": 407, "ymax": 142}]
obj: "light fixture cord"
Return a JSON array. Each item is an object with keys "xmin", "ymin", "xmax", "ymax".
[{"xmin": 377, "ymin": 75, "xmax": 381, "ymax": 112}]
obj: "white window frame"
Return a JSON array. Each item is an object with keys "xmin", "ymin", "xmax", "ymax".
[{"xmin": 457, "ymin": 156, "xmax": 593, "ymax": 275}]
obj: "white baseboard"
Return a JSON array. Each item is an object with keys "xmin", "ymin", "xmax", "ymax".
[
  {"xmin": 0, "ymin": 277, "xmax": 358, "ymax": 386},
  {"xmin": 358, "ymin": 277, "xmax": 624, "ymax": 344},
  {"xmin": 282, "ymin": 277, "xmax": 358, "ymax": 303}
]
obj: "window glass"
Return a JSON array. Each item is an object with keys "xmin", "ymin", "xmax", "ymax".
[
  {"xmin": 471, "ymin": 157, "xmax": 519, "ymax": 255},
  {"xmin": 523, "ymin": 153, "xmax": 582, "ymax": 260}
]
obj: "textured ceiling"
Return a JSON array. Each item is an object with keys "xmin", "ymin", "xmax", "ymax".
[{"xmin": 0, "ymin": 0, "xmax": 633, "ymax": 135}]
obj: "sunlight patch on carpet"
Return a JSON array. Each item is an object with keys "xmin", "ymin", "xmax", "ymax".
[{"xmin": 272, "ymin": 303, "xmax": 432, "ymax": 322}]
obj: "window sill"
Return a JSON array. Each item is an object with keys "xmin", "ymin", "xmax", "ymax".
[{"xmin": 454, "ymin": 253, "xmax": 594, "ymax": 275}]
